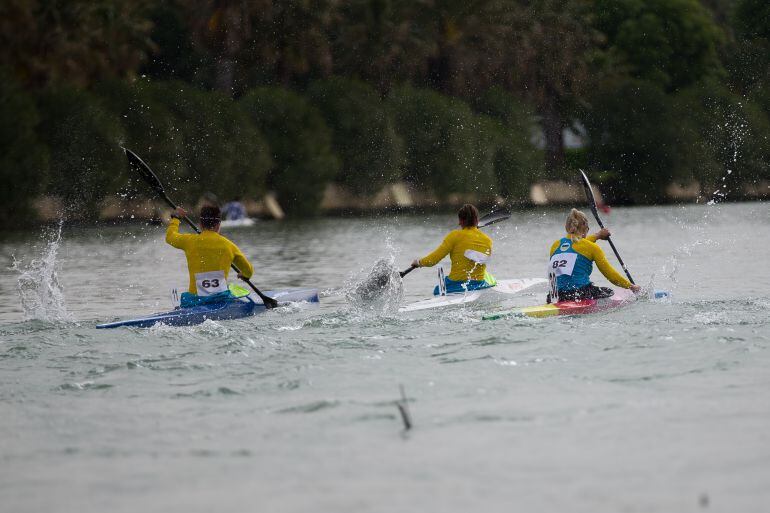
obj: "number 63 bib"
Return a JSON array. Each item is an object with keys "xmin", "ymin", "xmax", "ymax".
[
  {"xmin": 195, "ymin": 270, "xmax": 228, "ymax": 296},
  {"xmin": 548, "ymin": 252, "xmax": 577, "ymax": 276}
]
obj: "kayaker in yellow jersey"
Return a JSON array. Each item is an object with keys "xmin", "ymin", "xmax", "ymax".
[
  {"xmin": 166, "ymin": 205, "xmax": 254, "ymax": 307},
  {"xmin": 410, "ymin": 204, "xmax": 496, "ymax": 294},
  {"xmin": 547, "ymin": 208, "xmax": 641, "ymax": 302}
]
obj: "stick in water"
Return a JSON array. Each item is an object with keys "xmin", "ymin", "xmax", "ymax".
[{"xmin": 396, "ymin": 384, "xmax": 412, "ymax": 431}]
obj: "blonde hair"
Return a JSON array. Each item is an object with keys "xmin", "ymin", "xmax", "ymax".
[{"xmin": 565, "ymin": 208, "xmax": 589, "ymax": 238}]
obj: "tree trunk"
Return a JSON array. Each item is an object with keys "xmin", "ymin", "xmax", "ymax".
[
  {"xmin": 541, "ymin": 101, "xmax": 565, "ymax": 177},
  {"xmin": 427, "ymin": 41, "xmax": 455, "ymax": 94},
  {"xmin": 213, "ymin": 7, "xmax": 241, "ymax": 96}
]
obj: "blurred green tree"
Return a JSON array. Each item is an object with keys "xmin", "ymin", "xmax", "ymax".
[
  {"xmin": 36, "ymin": 87, "xmax": 125, "ymax": 218},
  {"xmin": 474, "ymin": 86, "xmax": 542, "ymax": 200},
  {"xmin": 144, "ymin": 81, "xmax": 272, "ymax": 203},
  {"xmin": 240, "ymin": 87, "xmax": 339, "ymax": 216},
  {"xmin": 0, "ymin": 69, "xmax": 48, "ymax": 225},
  {"xmin": 505, "ymin": 0, "xmax": 601, "ymax": 176},
  {"xmin": 0, "ymin": 0, "xmax": 155, "ymax": 88},
  {"xmin": 387, "ymin": 85, "xmax": 497, "ymax": 197},
  {"xmin": 675, "ymin": 80, "xmax": 770, "ymax": 190},
  {"xmin": 94, "ymin": 79, "xmax": 186, "ymax": 194},
  {"xmin": 594, "ymin": 0, "xmax": 725, "ymax": 91},
  {"xmin": 306, "ymin": 77, "xmax": 405, "ymax": 194},
  {"xmin": 329, "ymin": 0, "xmax": 432, "ymax": 94},
  {"xmin": 583, "ymin": 79, "xmax": 684, "ymax": 203}
]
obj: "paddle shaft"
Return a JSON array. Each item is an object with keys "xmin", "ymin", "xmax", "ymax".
[{"xmin": 579, "ymin": 171, "xmax": 635, "ymax": 285}]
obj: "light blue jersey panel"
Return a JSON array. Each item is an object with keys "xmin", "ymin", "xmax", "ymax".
[{"xmin": 549, "ymin": 238, "xmax": 593, "ymax": 290}]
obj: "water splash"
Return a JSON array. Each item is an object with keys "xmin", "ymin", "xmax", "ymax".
[
  {"xmin": 11, "ymin": 222, "xmax": 72, "ymax": 322},
  {"xmin": 706, "ymin": 107, "xmax": 747, "ymax": 206},
  {"xmin": 344, "ymin": 256, "xmax": 404, "ymax": 317},
  {"xmin": 661, "ymin": 108, "xmax": 747, "ymax": 286}
]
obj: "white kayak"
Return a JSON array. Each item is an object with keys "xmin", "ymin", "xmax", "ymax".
[
  {"xmin": 220, "ymin": 218, "xmax": 256, "ymax": 228},
  {"xmin": 399, "ymin": 278, "xmax": 547, "ymax": 313}
]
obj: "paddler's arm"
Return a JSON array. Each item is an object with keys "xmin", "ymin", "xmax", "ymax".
[
  {"xmin": 590, "ymin": 243, "xmax": 632, "ymax": 289},
  {"xmin": 414, "ymin": 233, "xmax": 454, "ymax": 268},
  {"xmin": 165, "ymin": 217, "xmax": 191, "ymax": 249},
  {"xmin": 232, "ymin": 244, "xmax": 254, "ymax": 280},
  {"xmin": 587, "ymin": 228, "xmax": 610, "ymax": 243}
]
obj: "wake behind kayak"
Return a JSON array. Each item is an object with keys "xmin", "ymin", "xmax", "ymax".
[{"xmin": 96, "ymin": 288, "xmax": 319, "ymax": 329}]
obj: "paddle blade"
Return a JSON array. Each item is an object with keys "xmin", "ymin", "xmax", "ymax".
[
  {"xmin": 261, "ymin": 295, "xmax": 279, "ymax": 309},
  {"xmin": 578, "ymin": 169, "xmax": 601, "ymax": 221},
  {"xmin": 124, "ymin": 148, "xmax": 167, "ymax": 199},
  {"xmin": 346, "ymin": 258, "xmax": 403, "ymax": 309},
  {"xmin": 478, "ymin": 208, "xmax": 511, "ymax": 228}
]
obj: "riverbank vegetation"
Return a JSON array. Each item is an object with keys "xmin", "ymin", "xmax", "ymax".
[{"xmin": 1, "ymin": 0, "xmax": 768, "ymax": 224}]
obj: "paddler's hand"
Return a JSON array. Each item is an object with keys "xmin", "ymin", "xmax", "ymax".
[
  {"xmin": 411, "ymin": 259, "xmax": 421, "ymax": 268},
  {"xmin": 172, "ymin": 207, "xmax": 187, "ymax": 219},
  {"xmin": 593, "ymin": 228, "xmax": 611, "ymax": 240},
  {"xmin": 630, "ymin": 284, "xmax": 642, "ymax": 293}
]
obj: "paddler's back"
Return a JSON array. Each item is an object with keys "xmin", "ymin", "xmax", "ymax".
[
  {"xmin": 166, "ymin": 218, "xmax": 253, "ymax": 293},
  {"xmin": 420, "ymin": 227, "xmax": 492, "ymax": 281}
]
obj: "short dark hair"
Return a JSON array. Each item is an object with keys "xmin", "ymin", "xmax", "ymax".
[
  {"xmin": 200, "ymin": 205, "xmax": 221, "ymax": 230},
  {"xmin": 458, "ymin": 204, "xmax": 479, "ymax": 227}
]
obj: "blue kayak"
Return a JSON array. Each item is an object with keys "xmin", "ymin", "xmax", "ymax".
[{"xmin": 96, "ymin": 288, "xmax": 319, "ymax": 329}]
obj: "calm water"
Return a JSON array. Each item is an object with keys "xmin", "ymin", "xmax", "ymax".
[{"xmin": 1, "ymin": 202, "xmax": 768, "ymax": 512}]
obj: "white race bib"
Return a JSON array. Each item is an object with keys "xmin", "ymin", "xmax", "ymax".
[
  {"xmin": 464, "ymin": 249, "xmax": 491, "ymax": 264},
  {"xmin": 548, "ymin": 253, "xmax": 577, "ymax": 276},
  {"xmin": 195, "ymin": 270, "xmax": 227, "ymax": 296}
]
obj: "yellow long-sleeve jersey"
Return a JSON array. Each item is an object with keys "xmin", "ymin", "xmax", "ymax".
[
  {"xmin": 165, "ymin": 218, "xmax": 254, "ymax": 294},
  {"xmin": 548, "ymin": 234, "xmax": 631, "ymax": 289},
  {"xmin": 418, "ymin": 227, "xmax": 493, "ymax": 281}
]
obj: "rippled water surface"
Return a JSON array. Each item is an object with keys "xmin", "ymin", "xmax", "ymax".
[{"xmin": 1, "ymin": 202, "xmax": 769, "ymax": 512}]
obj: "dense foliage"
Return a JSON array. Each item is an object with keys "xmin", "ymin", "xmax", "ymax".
[{"xmin": 0, "ymin": 0, "xmax": 768, "ymax": 221}]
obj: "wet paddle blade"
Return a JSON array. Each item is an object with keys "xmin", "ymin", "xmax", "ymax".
[
  {"xmin": 124, "ymin": 147, "xmax": 168, "ymax": 201},
  {"xmin": 349, "ymin": 258, "xmax": 401, "ymax": 303},
  {"xmin": 578, "ymin": 169, "xmax": 602, "ymax": 226},
  {"xmin": 478, "ymin": 208, "xmax": 511, "ymax": 228}
]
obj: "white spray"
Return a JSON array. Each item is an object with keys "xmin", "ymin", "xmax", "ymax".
[{"xmin": 12, "ymin": 222, "xmax": 72, "ymax": 322}]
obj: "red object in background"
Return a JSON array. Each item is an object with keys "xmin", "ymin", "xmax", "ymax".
[{"xmin": 597, "ymin": 202, "xmax": 611, "ymax": 214}]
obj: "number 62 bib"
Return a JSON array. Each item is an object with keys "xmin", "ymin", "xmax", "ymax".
[{"xmin": 195, "ymin": 270, "xmax": 228, "ymax": 296}]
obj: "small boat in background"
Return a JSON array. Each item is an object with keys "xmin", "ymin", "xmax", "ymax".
[{"xmin": 220, "ymin": 217, "xmax": 256, "ymax": 229}]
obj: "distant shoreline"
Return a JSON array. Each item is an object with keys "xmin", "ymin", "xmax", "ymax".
[{"xmin": 19, "ymin": 179, "xmax": 769, "ymax": 228}]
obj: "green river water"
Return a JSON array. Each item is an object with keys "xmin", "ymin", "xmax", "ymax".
[{"xmin": 1, "ymin": 202, "xmax": 768, "ymax": 512}]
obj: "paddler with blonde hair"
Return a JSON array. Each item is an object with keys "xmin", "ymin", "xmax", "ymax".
[
  {"xmin": 410, "ymin": 204, "xmax": 496, "ymax": 294},
  {"xmin": 548, "ymin": 208, "xmax": 641, "ymax": 302}
]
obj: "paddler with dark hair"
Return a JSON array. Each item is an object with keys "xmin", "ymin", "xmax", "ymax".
[
  {"xmin": 548, "ymin": 208, "xmax": 641, "ymax": 302},
  {"xmin": 410, "ymin": 204, "xmax": 496, "ymax": 294},
  {"xmin": 166, "ymin": 205, "xmax": 254, "ymax": 307}
]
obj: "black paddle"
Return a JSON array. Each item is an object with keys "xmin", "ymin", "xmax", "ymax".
[
  {"xmin": 398, "ymin": 207, "xmax": 511, "ymax": 277},
  {"xmin": 578, "ymin": 169, "xmax": 635, "ymax": 285},
  {"xmin": 123, "ymin": 148, "xmax": 279, "ymax": 308}
]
